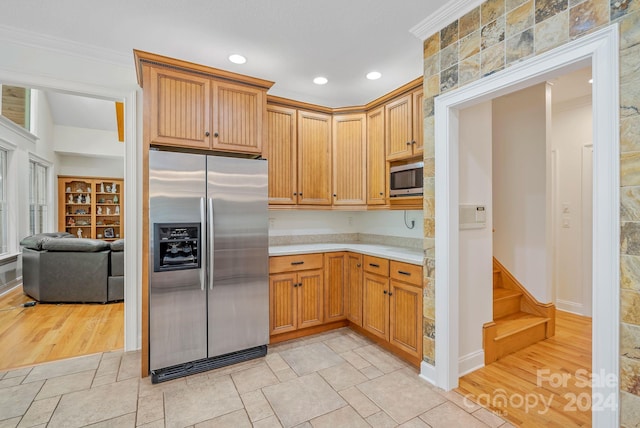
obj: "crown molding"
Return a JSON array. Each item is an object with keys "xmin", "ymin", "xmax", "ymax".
[
  {"xmin": 0, "ymin": 24, "xmax": 132, "ymax": 68},
  {"xmin": 409, "ymin": 0, "xmax": 484, "ymax": 41}
]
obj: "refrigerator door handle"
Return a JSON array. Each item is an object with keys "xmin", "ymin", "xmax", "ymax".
[
  {"xmin": 200, "ymin": 197, "xmax": 206, "ymax": 291},
  {"xmin": 208, "ymin": 197, "xmax": 214, "ymax": 290}
]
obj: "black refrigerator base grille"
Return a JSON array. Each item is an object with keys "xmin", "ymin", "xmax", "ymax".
[{"xmin": 151, "ymin": 345, "xmax": 267, "ymax": 384}]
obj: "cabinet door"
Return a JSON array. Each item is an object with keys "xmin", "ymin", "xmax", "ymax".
[
  {"xmin": 212, "ymin": 81, "xmax": 264, "ymax": 154},
  {"xmin": 347, "ymin": 253, "xmax": 363, "ymax": 326},
  {"xmin": 332, "ymin": 114, "xmax": 366, "ymax": 206},
  {"xmin": 412, "ymin": 88, "xmax": 424, "ymax": 156},
  {"xmin": 297, "ymin": 110, "xmax": 332, "ymax": 205},
  {"xmin": 366, "ymin": 107, "xmax": 387, "ymax": 205},
  {"xmin": 149, "ymin": 67, "xmax": 211, "ymax": 149},
  {"xmin": 270, "ymin": 273, "xmax": 297, "ymax": 335},
  {"xmin": 266, "ymin": 105, "xmax": 297, "ymax": 204},
  {"xmin": 385, "ymin": 93, "xmax": 413, "ymax": 161},
  {"xmin": 389, "ymin": 280, "xmax": 422, "ymax": 359},
  {"xmin": 362, "ymin": 272, "xmax": 389, "ymax": 341},
  {"xmin": 298, "ymin": 269, "xmax": 324, "ymax": 328},
  {"xmin": 324, "ymin": 252, "xmax": 347, "ymax": 322}
]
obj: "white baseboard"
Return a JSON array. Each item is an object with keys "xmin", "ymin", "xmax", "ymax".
[
  {"xmin": 458, "ymin": 350, "xmax": 484, "ymax": 376},
  {"xmin": 419, "ymin": 361, "xmax": 437, "ymax": 386},
  {"xmin": 0, "ymin": 277, "xmax": 22, "ymax": 297},
  {"xmin": 555, "ymin": 299, "xmax": 587, "ymax": 316}
]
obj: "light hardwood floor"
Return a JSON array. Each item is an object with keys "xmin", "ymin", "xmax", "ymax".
[
  {"xmin": 457, "ymin": 310, "xmax": 592, "ymax": 427},
  {"xmin": 0, "ymin": 285, "xmax": 124, "ymax": 371}
]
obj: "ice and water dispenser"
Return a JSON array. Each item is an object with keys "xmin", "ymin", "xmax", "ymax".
[{"xmin": 153, "ymin": 223, "xmax": 201, "ymax": 272}]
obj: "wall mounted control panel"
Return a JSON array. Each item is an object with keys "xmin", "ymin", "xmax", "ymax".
[{"xmin": 459, "ymin": 204, "xmax": 487, "ymax": 230}]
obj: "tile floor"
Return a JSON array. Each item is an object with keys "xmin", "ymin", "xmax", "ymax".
[{"xmin": 0, "ymin": 328, "xmax": 513, "ymax": 427}]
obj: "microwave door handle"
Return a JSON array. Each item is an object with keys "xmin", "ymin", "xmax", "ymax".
[
  {"xmin": 208, "ymin": 198, "xmax": 214, "ymax": 290},
  {"xmin": 199, "ymin": 197, "xmax": 206, "ymax": 291}
]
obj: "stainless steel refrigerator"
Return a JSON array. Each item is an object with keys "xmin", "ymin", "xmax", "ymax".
[{"xmin": 148, "ymin": 149, "xmax": 269, "ymax": 383}]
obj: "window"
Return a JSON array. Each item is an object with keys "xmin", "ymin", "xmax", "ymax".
[
  {"xmin": 29, "ymin": 159, "xmax": 48, "ymax": 236},
  {"xmin": 0, "ymin": 149, "xmax": 6, "ymax": 254}
]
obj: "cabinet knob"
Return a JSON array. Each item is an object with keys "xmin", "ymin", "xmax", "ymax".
[
  {"xmin": 299, "ymin": 193, "xmax": 303, "ymax": 196},
  {"xmin": 293, "ymin": 192, "xmax": 297, "ymax": 196},
  {"xmin": 411, "ymin": 140, "xmax": 416, "ymax": 145},
  {"xmin": 357, "ymin": 264, "xmax": 361, "ymax": 267},
  {"xmin": 298, "ymin": 282, "xmax": 303, "ymax": 287},
  {"xmin": 406, "ymin": 141, "xmax": 411, "ymax": 146},
  {"xmin": 379, "ymin": 192, "xmax": 383, "ymax": 196},
  {"xmin": 333, "ymin": 194, "xmax": 337, "ymax": 197},
  {"xmin": 205, "ymin": 131, "xmax": 210, "ymax": 137},
  {"xmin": 383, "ymin": 290, "xmax": 388, "ymax": 294},
  {"xmin": 214, "ymin": 132, "xmax": 219, "ymax": 138},
  {"xmin": 388, "ymin": 292, "xmax": 393, "ymax": 296}
]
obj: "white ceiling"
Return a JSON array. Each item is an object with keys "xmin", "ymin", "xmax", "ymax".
[
  {"xmin": 0, "ymin": 0, "xmax": 446, "ymax": 108},
  {"xmin": 45, "ymin": 92, "xmax": 117, "ymax": 131}
]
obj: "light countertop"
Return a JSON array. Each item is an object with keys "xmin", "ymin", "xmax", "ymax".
[{"xmin": 269, "ymin": 243, "xmax": 423, "ymax": 265}]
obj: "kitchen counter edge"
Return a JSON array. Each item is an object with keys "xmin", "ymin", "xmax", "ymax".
[{"xmin": 269, "ymin": 243, "xmax": 423, "ymax": 266}]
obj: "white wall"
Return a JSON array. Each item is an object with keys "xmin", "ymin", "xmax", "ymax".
[
  {"xmin": 492, "ymin": 84, "xmax": 550, "ymax": 303},
  {"xmin": 458, "ymin": 101, "xmax": 493, "ymax": 373},
  {"xmin": 57, "ymin": 154, "xmax": 124, "ymax": 179},
  {"xmin": 54, "ymin": 125, "xmax": 124, "ymax": 158},
  {"xmin": 552, "ymin": 96, "xmax": 592, "ymax": 315},
  {"xmin": 268, "ymin": 210, "xmax": 423, "ymax": 239}
]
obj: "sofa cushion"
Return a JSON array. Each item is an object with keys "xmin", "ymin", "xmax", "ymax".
[
  {"xmin": 20, "ymin": 232, "xmax": 74, "ymax": 250},
  {"xmin": 42, "ymin": 238, "xmax": 110, "ymax": 252},
  {"xmin": 110, "ymin": 239, "xmax": 125, "ymax": 252}
]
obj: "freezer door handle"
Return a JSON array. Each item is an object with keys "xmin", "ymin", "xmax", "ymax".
[
  {"xmin": 200, "ymin": 197, "xmax": 206, "ymax": 291},
  {"xmin": 208, "ymin": 197, "xmax": 215, "ymax": 290}
]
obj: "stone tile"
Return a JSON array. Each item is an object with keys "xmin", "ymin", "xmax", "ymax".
[
  {"xmin": 36, "ymin": 370, "xmax": 94, "ymax": 400},
  {"xmin": 481, "ymin": 42, "xmax": 505, "ymax": 76},
  {"xmin": 622, "ymin": 115, "xmax": 640, "ymax": 153},
  {"xmin": 482, "ymin": 0, "xmax": 506, "ymax": 25},
  {"xmin": 117, "ymin": 351, "xmax": 140, "ymax": 381},
  {"xmin": 0, "ymin": 376, "xmax": 24, "ymax": 389},
  {"xmin": 507, "ymin": 0, "xmax": 529, "ymax": 11},
  {"xmin": 48, "ymin": 378, "xmax": 137, "ymax": 428},
  {"xmin": 274, "ymin": 367, "xmax": 298, "ymax": 382},
  {"xmin": 309, "ymin": 406, "xmax": 368, "ymax": 428},
  {"xmin": 506, "ymin": 0, "xmax": 534, "ymax": 37},
  {"xmin": 17, "ymin": 396, "xmax": 59, "ymax": 427},
  {"xmin": 423, "ymin": 118, "xmax": 435, "ymax": 158},
  {"xmin": 85, "ymin": 412, "xmax": 136, "ymax": 427},
  {"xmin": 138, "ymin": 421, "xmax": 165, "ymax": 428},
  {"xmin": 424, "ymin": 319, "xmax": 436, "ymax": 340},
  {"xmin": 622, "ymin": 222, "xmax": 640, "ymax": 256},
  {"xmin": 340, "ymin": 351, "xmax": 371, "ymax": 370},
  {"xmin": 0, "ymin": 380, "xmax": 44, "ymax": 421},
  {"xmin": 262, "ymin": 373, "xmax": 346, "ymax": 428},
  {"xmin": 136, "ymin": 392, "xmax": 164, "ymax": 426},
  {"xmin": 265, "ymin": 353, "xmax": 290, "ymax": 373},
  {"xmin": 339, "ymin": 386, "xmax": 380, "ymax": 418},
  {"xmin": 0, "ymin": 417, "xmax": 21, "ymax": 428},
  {"xmin": 424, "ymin": 53, "xmax": 440, "ymax": 80},
  {"xmin": 437, "ymin": 389, "xmax": 481, "ymax": 412},
  {"xmin": 194, "ymin": 409, "xmax": 252, "ymax": 428},
  {"xmin": 24, "ymin": 354, "xmax": 101, "ymax": 383},
  {"xmin": 366, "ymin": 411, "xmax": 398, "ymax": 428},
  {"xmin": 241, "ymin": 389, "xmax": 274, "ymax": 422},
  {"xmin": 280, "ymin": 343, "xmax": 344, "ymax": 376},
  {"xmin": 460, "ymin": 7, "xmax": 481, "ymax": 38},
  {"xmin": 622, "ymin": 187, "xmax": 640, "ymax": 222},
  {"xmin": 252, "ymin": 415, "xmax": 283, "ymax": 428},
  {"xmin": 420, "ymin": 402, "xmax": 490, "ymax": 427},
  {"xmin": 622, "ymin": 42, "xmax": 640, "ymax": 83},
  {"xmin": 481, "ymin": 17, "xmax": 506, "ymax": 49},
  {"xmin": 231, "ymin": 363, "xmax": 279, "ymax": 394},
  {"xmin": 612, "ymin": 0, "xmax": 640, "ymax": 20},
  {"xmin": 318, "ymin": 363, "xmax": 368, "ymax": 391},
  {"xmin": 622, "ymin": 153, "xmax": 640, "ymax": 186},
  {"xmin": 535, "ymin": 10, "xmax": 569, "ymax": 53},
  {"xmin": 440, "ymin": 65, "xmax": 459, "ymax": 93},
  {"xmin": 459, "ymin": 54, "xmax": 481, "ymax": 86},
  {"xmin": 440, "ymin": 42, "xmax": 459, "ymax": 71},
  {"xmin": 460, "ymin": 30, "xmax": 481, "ymax": 61},
  {"xmin": 423, "ymin": 279, "xmax": 435, "ymax": 321},
  {"xmin": 472, "ymin": 407, "xmax": 506, "ymax": 427},
  {"xmin": 506, "ymin": 29, "xmax": 534, "ymax": 65},
  {"xmin": 324, "ymin": 335, "xmax": 364, "ymax": 354},
  {"xmin": 92, "ymin": 373, "xmax": 118, "ymax": 388},
  {"xmin": 208, "ymin": 358, "xmax": 265, "ymax": 379},
  {"xmin": 138, "ymin": 376, "xmax": 186, "ymax": 398},
  {"xmin": 621, "ymin": 390, "xmax": 640, "ymax": 427},
  {"xmin": 440, "ymin": 21, "xmax": 459, "ymax": 49},
  {"xmin": 3, "ymin": 368, "xmax": 31, "ymax": 380},
  {"xmin": 569, "ymin": 0, "xmax": 609, "ymax": 37},
  {"xmin": 398, "ymin": 418, "xmax": 431, "ymax": 427},
  {"xmin": 621, "ymin": 78, "xmax": 640, "ymax": 118},
  {"xmin": 621, "ymin": 322, "xmax": 640, "ymax": 359},
  {"xmin": 96, "ymin": 353, "xmax": 122, "ymax": 379},
  {"xmin": 620, "ymin": 10, "xmax": 640, "ymax": 50},
  {"xmin": 357, "ymin": 369, "xmax": 445, "ymax": 424},
  {"xmin": 424, "ymin": 74, "xmax": 440, "ymax": 99},
  {"xmin": 622, "ymin": 289, "xmax": 640, "ymax": 324},
  {"xmin": 535, "ymin": 0, "xmax": 568, "ymax": 23},
  {"xmin": 621, "ymin": 355, "xmax": 640, "ymax": 395},
  {"xmin": 423, "ymin": 33, "xmax": 440, "ymax": 58},
  {"xmin": 360, "ymin": 365, "xmax": 385, "ymax": 380},
  {"xmin": 164, "ymin": 375, "xmax": 243, "ymax": 428}
]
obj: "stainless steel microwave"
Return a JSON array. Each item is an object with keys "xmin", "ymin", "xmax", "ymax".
[{"xmin": 390, "ymin": 161, "xmax": 423, "ymax": 197}]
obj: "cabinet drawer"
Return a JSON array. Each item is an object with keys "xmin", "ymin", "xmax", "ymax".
[
  {"xmin": 390, "ymin": 261, "xmax": 422, "ymax": 286},
  {"xmin": 270, "ymin": 253, "xmax": 324, "ymax": 273},
  {"xmin": 363, "ymin": 255, "xmax": 389, "ymax": 275}
]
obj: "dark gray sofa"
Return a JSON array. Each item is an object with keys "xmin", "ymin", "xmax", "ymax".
[{"xmin": 21, "ymin": 233, "xmax": 124, "ymax": 303}]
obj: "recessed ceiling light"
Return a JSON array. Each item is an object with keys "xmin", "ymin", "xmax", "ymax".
[
  {"xmin": 366, "ymin": 71, "xmax": 382, "ymax": 80},
  {"xmin": 313, "ymin": 76, "xmax": 328, "ymax": 85},
  {"xmin": 588, "ymin": 78, "xmax": 593, "ymax": 84},
  {"xmin": 228, "ymin": 54, "xmax": 247, "ymax": 64}
]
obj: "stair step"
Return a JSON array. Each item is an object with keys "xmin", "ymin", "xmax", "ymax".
[
  {"xmin": 494, "ymin": 312, "xmax": 550, "ymax": 341},
  {"xmin": 493, "ymin": 288, "xmax": 522, "ymax": 301},
  {"xmin": 493, "ymin": 270, "xmax": 503, "ymax": 289},
  {"xmin": 493, "ymin": 288, "xmax": 523, "ymax": 318}
]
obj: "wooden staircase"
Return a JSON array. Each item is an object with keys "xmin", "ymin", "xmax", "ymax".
[{"xmin": 483, "ymin": 258, "xmax": 556, "ymax": 364}]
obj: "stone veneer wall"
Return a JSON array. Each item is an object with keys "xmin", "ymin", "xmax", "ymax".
[{"xmin": 420, "ymin": 0, "xmax": 640, "ymax": 422}]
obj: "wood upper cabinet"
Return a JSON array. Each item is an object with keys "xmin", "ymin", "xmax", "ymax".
[
  {"xmin": 266, "ymin": 105, "xmax": 297, "ymax": 204},
  {"xmin": 149, "ymin": 67, "xmax": 211, "ymax": 149},
  {"xmin": 363, "ymin": 271, "xmax": 390, "ymax": 341},
  {"xmin": 385, "ymin": 88, "xmax": 424, "ymax": 161},
  {"xmin": 347, "ymin": 253, "xmax": 363, "ymax": 326},
  {"xmin": 324, "ymin": 252, "xmax": 348, "ymax": 322},
  {"xmin": 297, "ymin": 110, "xmax": 332, "ymax": 205},
  {"xmin": 332, "ymin": 114, "xmax": 366, "ymax": 206},
  {"xmin": 211, "ymin": 81, "xmax": 265, "ymax": 154},
  {"xmin": 366, "ymin": 107, "xmax": 386, "ymax": 205}
]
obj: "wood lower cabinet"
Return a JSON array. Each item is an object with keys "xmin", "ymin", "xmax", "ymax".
[
  {"xmin": 324, "ymin": 252, "xmax": 347, "ymax": 322},
  {"xmin": 346, "ymin": 253, "xmax": 363, "ymax": 326},
  {"xmin": 363, "ymin": 271, "xmax": 390, "ymax": 340}
]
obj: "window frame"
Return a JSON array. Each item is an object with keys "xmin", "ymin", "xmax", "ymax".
[{"xmin": 28, "ymin": 154, "xmax": 52, "ymax": 236}]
